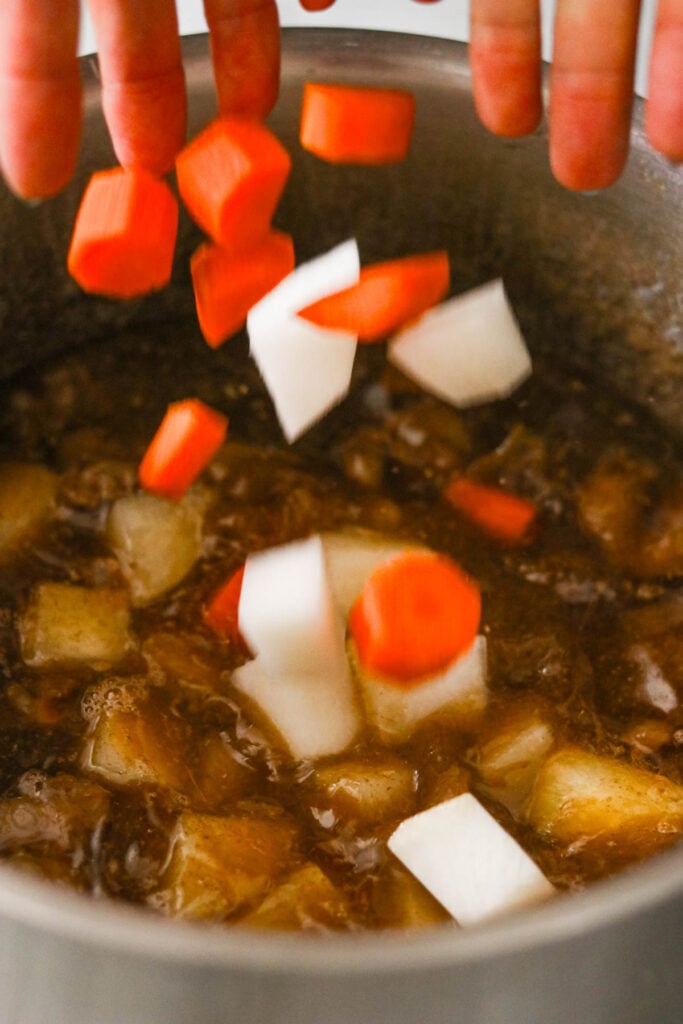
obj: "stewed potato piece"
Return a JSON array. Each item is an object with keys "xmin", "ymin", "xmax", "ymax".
[
  {"xmin": 19, "ymin": 583, "xmax": 131, "ymax": 668},
  {"xmin": 242, "ymin": 863, "xmax": 352, "ymax": 931},
  {"xmin": 0, "ymin": 463, "xmax": 57, "ymax": 560}
]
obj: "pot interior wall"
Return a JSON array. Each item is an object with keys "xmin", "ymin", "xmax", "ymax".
[{"xmin": 0, "ymin": 30, "xmax": 681, "ymax": 440}]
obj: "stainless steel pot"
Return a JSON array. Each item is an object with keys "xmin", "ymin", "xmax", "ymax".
[{"xmin": 0, "ymin": 29, "xmax": 681, "ymax": 1024}]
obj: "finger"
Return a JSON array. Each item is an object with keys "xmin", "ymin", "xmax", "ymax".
[
  {"xmin": 203, "ymin": 0, "xmax": 280, "ymax": 119},
  {"xmin": 469, "ymin": 0, "xmax": 543, "ymax": 137},
  {"xmin": 645, "ymin": 0, "xmax": 683, "ymax": 161},
  {"xmin": 549, "ymin": 0, "xmax": 641, "ymax": 190},
  {"xmin": 87, "ymin": 0, "xmax": 186, "ymax": 176},
  {"xmin": 0, "ymin": 0, "xmax": 81, "ymax": 199}
]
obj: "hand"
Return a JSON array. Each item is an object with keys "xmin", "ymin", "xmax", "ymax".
[
  {"xmin": 0, "ymin": 0, "xmax": 279, "ymax": 200},
  {"xmin": 470, "ymin": 0, "xmax": 683, "ymax": 190}
]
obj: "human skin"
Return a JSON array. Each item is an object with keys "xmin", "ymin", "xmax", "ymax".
[{"xmin": 0, "ymin": 0, "xmax": 680, "ymax": 199}]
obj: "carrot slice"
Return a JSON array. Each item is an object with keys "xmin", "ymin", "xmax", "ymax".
[
  {"xmin": 139, "ymin": 399, "xmax": 228, "ymax": 500},
  {"xmin": 204, "ymin": 564, "xmax": 247, "ymax": 647},
  {"xmin": 298, "ymin": 251, "xmax": 449, "ymax": 342},
  {"xmin": 191, "ymin": 231, "xmax": 295, "ymax": 348},
  {"xmin": 175, "ymin": 116, "xmax": 292, "ymax": 249},
  {"xmin": 67, "ymin": 167, "xmax": 178, "ymax": 298},
  {"xmin": 300, "ymin": 83, "xmax": 416, "ymax": 164},
  {"xmin": 444, "ymin": 477, "xmax": 538, "ymax": 545},
  {"xmin": 349, "ymin": 550, "xmax": 481, "ymax": 684}
]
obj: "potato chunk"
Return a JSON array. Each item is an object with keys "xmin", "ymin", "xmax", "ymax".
[
  {"xmin": 0, "ymin": 771, "xmax": 109, "ymax": 854},
  {"xmin": 107, "ymin": 488, "xmax": 209, "ymax": 605},
  {"xmin": 373, "ymin": 864, "xmax": 452, "ymax": 930},
  {"xmin": 192, "ymin": 732, "xmax": 253, "ymax": 812},
  {"xmin": 82, "ymin": 685, "xmax": 190, "ymax": 792},
  {"xmin": 155, "ymin": 812, "xmax": 298, "ymax": 920},
  {"xmin": 19, "ymin": 583, "xmax": 131, "ymax": 668},
  {"xmin": 0, "ymin": 463, "xmax": 57, "ymax": 559},
  {"xmin": 242, "ymin": 863, "xmax": 352, "ymax": 931},
  {"xmin": 476, "ymin": 700, "xmax": 555, "ymax": 815},
  {"xmin": 310, "ymin": 757, "xmax": 417, "ymax": 827},
  {"xmin": 527, "ymin": 746, "xmax": 683, "ymax": 855}
]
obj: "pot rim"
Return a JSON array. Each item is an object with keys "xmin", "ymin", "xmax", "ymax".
[{"xmin": 0, "ymin": 26, "xmax": 681, "ymax": 977}]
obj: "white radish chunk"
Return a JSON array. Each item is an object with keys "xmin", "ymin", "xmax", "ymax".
[
  {"xmin": 247, "ymin": 240, "xmax": 360, "ymax": 442},
  {"xmin": 234, "ymin": 535, "xmax": 361, "ymax": 760},
  {"xmin": 232, "ymin": 655, "xmax": 360, "ymax": 761},
  {"xmin": 388, "ymin": 792, "xmax": 555, "ymax": 926},
  {"xmin": 321, "ymin": 531, "xmax": 423, "ymax": 617},
  {"xmin": 352, "ymin": 635, "xmax": 488, "ymax": 745},
  {"xmin": 239, "ymin": 535, "xmax": 348, "ymax": 679},
  {"xmin": 387, "ymin": 279, "xmax": 532, "ymax": 408}
]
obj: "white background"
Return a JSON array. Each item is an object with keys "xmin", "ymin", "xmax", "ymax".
[{"xmin": 79, "ymin": 0, "xmax": 657, "ymax": 97}]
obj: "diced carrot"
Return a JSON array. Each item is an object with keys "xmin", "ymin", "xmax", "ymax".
[
  {"xmin": 444, "ymin": 477, "xmax": 538, "ymax": 545},
  {"xmin": 300, "ymin": 83, "xmax": 416, "ymax": 164},
  {"xmin": 67, "ymin": 167, "xmax": 178, "ymax": 299},
  {"xmin": 191, "ymin": 231, "xmax": 295, "ymax": 348},
  {"xmin": 204, "ymin": 564, "xmax": 247, "ymax": 647},
  {"xmin": 139, "ymin": 399, "xmax": 228, "ymax": 500},
  {"xmin": 299, "ymin": 0, "xmax": 335, "ymax": 8},
  {"xmin": 349, "ymin": 550, "xmax": 481, "ymax": 684},
  {"xmin": 298, "ymin": 251, "xmax": 449, "ymax": 342},
  {"xmin": 175, "ymin": 116, "xmax": 292, "ymax": 249}
]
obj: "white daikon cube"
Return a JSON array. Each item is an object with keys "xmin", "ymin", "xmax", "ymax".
[
  {"xmin": 353, "ymin": 635, "xmax": 488, "ymax": 744},
  {"xmin": 320, "ymin": 531, "xmax": 421, "ymax": 617},
  {"xmin": 247, "ymin": 240, "xmax": 360, "ymax": 442},
  {"xmin": 387, "ymin": 279, "xmax": 532, "ymax": 408},
  {"xmin": 232, "ymin": 655, "xmax": 360, "ymax": 761},
  {"xmin": 388, "ymin": 792, "xmax": 555, "ymax": 926},
  {"xmin": 20, "ymin": 583, "xmax": 131, "ymax": 668},
  {"xmin": 239, "ymin": 535, "xmax": 348, "ymax": 679}
]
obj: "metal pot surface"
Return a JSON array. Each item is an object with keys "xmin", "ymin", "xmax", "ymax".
[{"xmin": 0, "ymin": 28, "xmax": 681, "ymax": 1024}]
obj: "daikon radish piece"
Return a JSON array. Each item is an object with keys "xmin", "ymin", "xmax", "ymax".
[
  {"xmin": 320, "ymin": 531, "xmax": 422, "ymax": 617},
  {"xmin": 232, "ymin": 655, "xmax": 360, "ymax": 761},
  {"xmin": 351, "ymin": 635, "xmax": 488, "ymax": 744},
  {"xmin": 234, "ymin": 535, "xmax": 361, "ymax": 759},
  {"xmin": 387, "ymin": 279, "xmax": 531, "ymax": 408},
  {"xmin": 249, "ymin": 238, "xmax": 360, "ymax": 330},
  {"xmin": 239, "ymin": 535, "xmax": 348, "ymax": 679},
  {"xmin": 247, "ymin": 240, "xmax": 360, "ymax": 442},
  {"xmin": 388, "ymin": 792, "xmax": 555, "ymax": 926},
  {"xmin": 527, "ymin": 746, "xmax": 683, "ymax": 854}
]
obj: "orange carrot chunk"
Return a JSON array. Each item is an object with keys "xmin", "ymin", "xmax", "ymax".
[
  {"xmin": 191, "ymin": 231, "xmax": 295, "ymax": 348},
  {"xmin": 204, "ymin": 564, "xmax": 247, "ymax": 647},
  {"xmin": 67, "ymin": 167, "xmax": 178, "ymax": 299},
  {"xmin": 298, "ymin": 251, "xmax": 450, "ymax": 342},
  {"xmin": 444, "ymin": 477, "xmax": 538, "ymax": 545},
  {"xmin": 139, "ymin": 399, "xmax": 228, "ymax": 500},
  {"xmin": 175, "ymin": 116, "xmax": 292, "ymax": 249},
  {"xmin": 349, "ymin": 550, "xmax": 481, "ymax": 684},
  {"xmin": 300, "ymin": 83, "xmax": 416, "ymax": 164}
]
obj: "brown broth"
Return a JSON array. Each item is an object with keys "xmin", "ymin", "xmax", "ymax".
[{"xmin": 0, "ymin": 322, "xmax": 681, "ymax": 931}]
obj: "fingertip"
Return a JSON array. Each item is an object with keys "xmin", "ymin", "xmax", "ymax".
[
  {"xmin": 470, "ymin": 50, "xmax": 543, "ymax": 137},
  {"xmin": 102, "ymin": 70, "xmax": 187, "ymax": 176},
  {"xmin": 0, "ymin": 78, "xmax": 81, "ymax": 199}
]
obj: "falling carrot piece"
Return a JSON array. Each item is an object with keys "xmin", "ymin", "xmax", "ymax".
[
  {"xmin": 204, "ymin": 564, "xmax": 248, "ymax": 648},
  {"xmin": 175, "ymin": 116, "xmax": 292, "ymax": 249},
  {"xmin": 349, "ymin": 550, "xmax": 481, "ymax": 684},
  {"xmin": 444, "ymin": 477, "xmax": 538, "ymax": 545},
  {"xmin": 299, "ymin": 0, "xmax": 335, "ymax": 8},
  {"xmin": 67, "ymin": 167, "xmax": 178, "ymax": 299},
  {"xmin": 298, "ymin": 251, "xmax": 450, "ymax": 342},
  {"xmin": 139, "ymin": 399, "xmax": 228, "ymax": 501},
  {"xmin": 300, "ymin": 83, "xmax": 416, "ymax": 164},
  {"xmin": 191, "ymin": 231, "xmax": 295, "ymax": 348}
]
